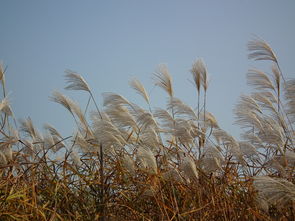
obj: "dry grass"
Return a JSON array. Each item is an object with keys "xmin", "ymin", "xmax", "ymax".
[{"xmin": 0, "ymin": 38, "xmax": 294, "ymax": 220}]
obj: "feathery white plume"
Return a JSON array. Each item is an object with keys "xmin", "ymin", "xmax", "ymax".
[
  {"xmin": 265, "ymin": 158, "xmax": 286, "ymax": 176},
  {"xmin": 70, "ymin": 151, "xmax": 82, "ymax": 167},
  {"xmin": 129, "ymin": 78, "xmax": 150, "ymax": 104},
  {"xmin": 19, "ymin": 117, "xmax": 42, "ymax": 141},
  {"xmin": 239, "ymin": 142, "xmax": 258, "ymax": 160},
  {"xmin": 162, "ymin": 167, "xmax": 183, "ymax": 182},
  {"xmin": 257, "ymin": 117, "xmax": 285, "ymax": 153},
  {"xmin": 0, "ymin": 97, "xmax": 12, "ymax": 116},
  {"xmin": 190, "ymin": 59, "xmax": 203, "ymax": 93},
  {"xmin": 22, "ymin": 140, "xmax": 35, "ymax": 156},
  {"xmin": 270, "ymin": 151, "xmax": 295, "ymax": 169},
  {"xmin": 247, "ymin": 69, "xmax": 275, "ymax": 91},
  {"xmin": 44, "ymin": 123, "xmax": 62, "ymax": 139},
  {"xmin": 0, "ymin": 143, "xmax": 12, "ymax": 162},
  {"xmin": 181, "ymin": 155, "xmax": 198, "ymax": 181},
  {"xmin": 122, "ymin": 155, "xmax": 135, "ymax": 175},
  {"xmin": 213, "ymin": 129, "xmax": 244, "ymax": 164},
  {"xmin": 272, "ymin": 64, "xmax": 281, "ymax": 92},
  {"xmin": 105, "ymin": 105, "xmax": 138, "ymax": 131},
  {"xmin": 50, "ymin": 91, "xmax": 75, "ymax": 113},
  {"xmin": 173, "ymin": 119, "xmax": 194, "ymax": 145},
  {"xmin": 102, "ymin": 92, "xmax": 130, "ymax": 107},
  {"xmin": 252, "ymin": 92, "xmax": 277, "ymax": 113},
  {"xmin": 248, "ymin": 38, "xmax": 277, "ymax": 62},
  {"xmin": 154, "ymin": 64, "xmax": 173, "ymax": 97},
  {"xmin": 0, "ymin": 62, "xmax": 4, "ymax": 81},
  {"xmin": 131, "ymin": 105, "xmax": 158, "ymax": 130},
  {"xmin": 191, "ymin": 59, "xmax": 208, "ymax": 91},
  {"xmin": 51, "ymin": 91, "xmax": 88, "ymax": 128},
  {"xmin": 91, "ymin": 113, "xmax": 126, "ymax": 149},
  {"xmin": 201, "ymin": 145, "xmax": 223, "ymax": 173},
  {"xmin": 137, "ymin": 146, "xmax": 157, "ymax": 174},
  {"xmin": 154, "ymin": 108, "xmax": 174, "ymax": 129},
  {"xmin": 43, "ymin": 133, "xmax": 55, "ymax": 150},
  {"xmin": 75, "ymin": 132, "xmax": 97, "ymax": 153},
  {"xmin": 140, "ymin": 127, "xmax": 160, "ymax": 150},
  {"xmin": 285, "ymin": 80, "xmax": 295, "ymax": 122},
  {"xmin": 253, "ymin": 176, "xmax": 295, "ymax": 208},
  {"xmin": 201, "ymin": 112, "xmax": 219, "ymax": 128},
  {"xmin": 167, "ymin": 97, "xmax": 197, "ymax": 119},
  {"xmin": 64, "ymin": 70, "xmax": 91, "ymax": 92},
  {"xmin": 51, "ymin": 136, "xmax": 65, "ymax": 153}
]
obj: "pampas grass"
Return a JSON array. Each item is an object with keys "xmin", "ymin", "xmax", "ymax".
[
  {"xmin": 0, "ymin": 38, "xmax": 294, "ymax": 220},
  {"xmin": 65, "ymin": 70, "xmax": 91, "ymax": 93},
  {"xmin": 129, "ymin": 78, "xmax": 150, "ymax": 104},
  {"xmin": 253, "ymin": 176, "xmax": 295, "ymax": 208},
  {"xmin": 248, "ymin": 37, "xmax": 278, "ymax": 62},
  {"xmin": 154, "ymin": 64, "xmax": 174, "ymax": 97}
]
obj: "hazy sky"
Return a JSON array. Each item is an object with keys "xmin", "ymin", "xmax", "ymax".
[{"xmin": 1, "ymin": 0, "xmax": 295, "ymax": 138}]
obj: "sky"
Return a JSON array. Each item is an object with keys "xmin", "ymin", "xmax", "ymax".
[{"xmin": 1, "ymin": 0, "xmax": 295, "ymax": 139}]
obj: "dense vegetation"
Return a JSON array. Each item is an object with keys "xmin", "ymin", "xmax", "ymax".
[{"xmin": 0, "ymin": 38, "xmax": 294, "ymax": 220}]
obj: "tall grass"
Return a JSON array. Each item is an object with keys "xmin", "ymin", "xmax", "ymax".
[{"xmin": 0, "ymin": 39, "xmax": 294, "ymax": 220}]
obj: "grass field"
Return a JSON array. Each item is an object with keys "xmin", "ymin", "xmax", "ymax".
[{"xmin": 0, "ymin": 38, "xmax": 294, "ymax": 220}]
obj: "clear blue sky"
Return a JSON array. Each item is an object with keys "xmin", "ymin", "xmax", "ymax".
[{"xmin": 1, "ymin": 0, "xmax": 295, "ymax": 138}]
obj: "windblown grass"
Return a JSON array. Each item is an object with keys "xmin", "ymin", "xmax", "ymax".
[{"xmin": 0, "ymin": 38, "xmax": 294, "ymax": 220}]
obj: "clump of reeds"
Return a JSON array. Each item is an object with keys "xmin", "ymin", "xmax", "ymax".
[{"xmin": 0, "ymin": 38, "xmax": 294, "ymax": 220}]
